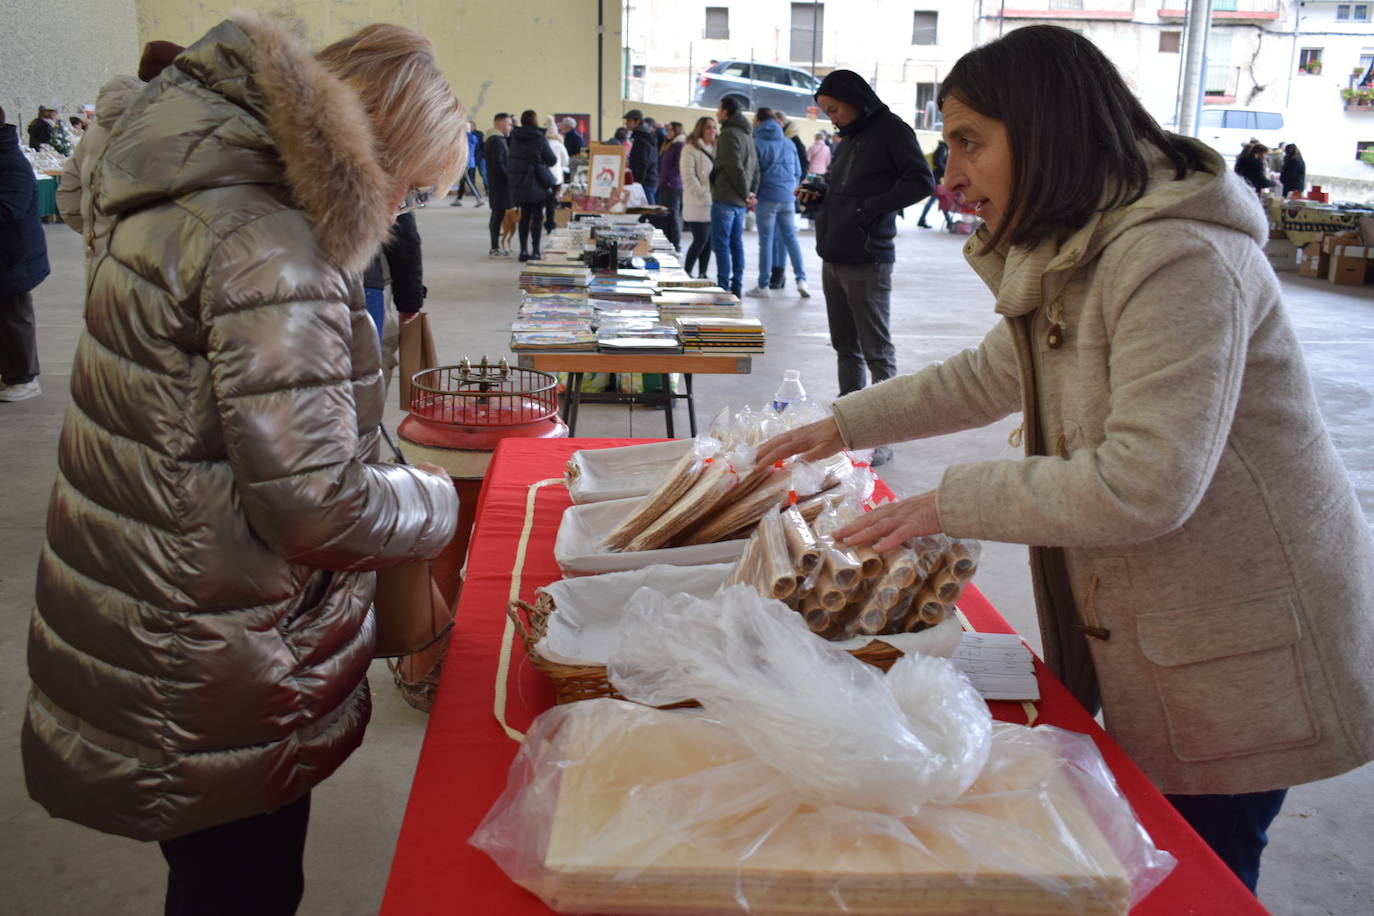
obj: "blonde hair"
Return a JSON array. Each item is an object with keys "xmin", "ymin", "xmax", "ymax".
[{"xmin": 317, "ymin": 24, "xmax": 468, "ymax": 197}]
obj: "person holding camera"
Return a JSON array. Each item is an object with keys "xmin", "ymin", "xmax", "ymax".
[{"xmin": 805, "ymin": 71, "xmax": 933, "ymax": 463}]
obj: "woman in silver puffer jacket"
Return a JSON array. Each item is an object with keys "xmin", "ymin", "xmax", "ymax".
[{"xmin": 22, "ymin": 13, "xmax": 466, "ymax": 913}]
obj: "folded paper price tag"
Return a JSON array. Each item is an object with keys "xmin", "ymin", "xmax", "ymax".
[{"xmin": 953, "ymin": 632, "xmax": 1040, "ymax": 702}]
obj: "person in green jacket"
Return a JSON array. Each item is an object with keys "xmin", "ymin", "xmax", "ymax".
[{"xmin": 709, "ymin": 96, "xmax": 759, "ymax": 296}]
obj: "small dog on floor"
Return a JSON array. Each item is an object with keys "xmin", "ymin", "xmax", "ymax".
[{"xmin": 499, "ymin": 208, "xmax": 521, "ymax": 253}]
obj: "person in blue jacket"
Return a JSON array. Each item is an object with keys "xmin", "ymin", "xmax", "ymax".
[
  {"xmin": 0, "ymin": 105, "xmax": 50, "ymax": 403},
  {"xmin": 747, "ymin": 107, "xmax": 808, "ymax": 300}
]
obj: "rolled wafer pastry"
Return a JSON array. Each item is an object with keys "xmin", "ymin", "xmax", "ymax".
[
  {"xmin": 853, "ymin": 543, "xmax": 885, "ymax": 579},
  {"xmin": 903, "ymin": 582, "xmax": 944, "ymax": 631},
  {"xmin": 947, "ymin": 539, "xmax": 983, "ymax": 580},
  {"xmin": 756, "ymin": 511, "xmax": 798, "ymax": 599},
  {"xmin": 602, "ymin": 451, "xmax": 705, "ymax": 550},
  {"xmin": 913, "ymin": 534, "xmax": 952, "ymax": 577},
  {"xmin": 919, "ymin": 602, "xmax": 951, "ymax": 627},
  {"xmin": 871, "ymin": 577, "xmax": 902, "ymax": 612},
  {"xmin": 809, "ymin": 568, "xmax": 847, "ymax": 611},
  {"xmin": 854, "ymin": 603, "xmax": 891, "ymax": 636},
  {"xmin": 819, "ymin": 546, "xmax": 862, "ymax": 590},
  {"xmin": 884, "ymin": 546, "xmax": 922, "ymax": 589},
  {"xmin": 932, "ymin": 565, "xmax": 963, "ymax": 603},
  {"xmin": 626, "ymin": 460, "xmax": 737, "ymax": 551},
  {"xmin": 779, "ymin": 506, "xmax": 822, "ymax": 574},
  {"xmin": 721, "ymin": 532, "xmax": 762, "ymax": 591},
  {"xmin": 846, "ymin": 576, "xmax": 872, "ymax": 603}
]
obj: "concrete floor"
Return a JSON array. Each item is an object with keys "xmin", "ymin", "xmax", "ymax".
[{"xmin": 3, "ymin": 202, "xmax": 1373, "ymax": 914}]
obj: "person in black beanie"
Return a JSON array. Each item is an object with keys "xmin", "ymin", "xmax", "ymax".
[{"xmin": 805, "ymin": 70, "xmax": 933, "ymax": 462}]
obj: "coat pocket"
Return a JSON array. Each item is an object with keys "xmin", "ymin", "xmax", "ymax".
[{"xmin": 1137, "ymin": 589, "xmax": 1319, "ymax": 762}]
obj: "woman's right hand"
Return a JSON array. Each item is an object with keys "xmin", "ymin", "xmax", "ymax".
[{"xmin": 755, "ymin": 418, "xmax": 845, "ymax": 469}]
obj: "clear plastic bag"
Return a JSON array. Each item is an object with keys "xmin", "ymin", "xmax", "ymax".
[
  {"xmin": 473, "ymin": 604, "xmax": 1176, "ymax": 913},
  {"xmin": 610, "ymin": 584, "xmax": 990, "ymax": 816}
]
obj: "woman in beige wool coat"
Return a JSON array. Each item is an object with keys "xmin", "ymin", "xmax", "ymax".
[
  {"xmin": 760, "ymin": 25, "xmax": 1374, "ymax": 893},
  {"xmin": 23, "ymin": 14, "xmax": 466, "ymax": 914}
]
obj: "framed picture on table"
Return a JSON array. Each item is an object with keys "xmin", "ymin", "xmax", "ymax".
[{"xmin": 572, "ymin": 143, "xmax": 628, "ymax": 214}]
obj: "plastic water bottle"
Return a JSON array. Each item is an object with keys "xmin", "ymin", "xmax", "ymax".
[{"xmin": 772, "ymin": 370, "xmax": 807, "ymax": 412}]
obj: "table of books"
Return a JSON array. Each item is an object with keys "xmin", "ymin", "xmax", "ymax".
[
  {"xmin": 511, "ymin": 221, "xmax": 762, "ymax": 437},
  {"xmin": 380, "ymin": 438, "xmax": 1267, "ymax": 915}
]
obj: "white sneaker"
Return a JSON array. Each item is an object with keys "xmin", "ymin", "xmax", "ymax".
[
  {"xmin": 745, "ymin": 286, "xmax": 772, "ymax": 299},
  {"xmin": 0, "ymin": 380, "xmax": 41, "ymax": 402},
  {"xmin": 795, "ymin": 279, "xmax": 810, "ymax": 298}
]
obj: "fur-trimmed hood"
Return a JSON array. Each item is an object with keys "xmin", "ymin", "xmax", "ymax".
[{"xmin": 94, "ymin": 13, "xmax": 393, "ymax": 271}]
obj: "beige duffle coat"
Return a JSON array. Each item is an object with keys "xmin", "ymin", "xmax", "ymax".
[
  {"xmin": 833, "ymin": 139, "xmax": 1374, "ymax": 795},
  {"xmin": 23, "ymin": 15, "xmax": 458, "ymax": 841}
]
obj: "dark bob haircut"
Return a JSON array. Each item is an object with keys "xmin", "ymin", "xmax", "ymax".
[
  {"xmin": 940, "ymin": 25, "xmax": 1197, "ymax": 252},
  {"xmin": 519, "ymin": 109, "xmax": 539, "ymax": 127}
]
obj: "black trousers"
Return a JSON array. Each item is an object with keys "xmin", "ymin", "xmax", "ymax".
[
  {"xmin": 543, "ymin": 189, "xmax": 559, "ymax": 233},
  {"xmin": 822, "ymin": 260, "xmax": 896, "ymax": 394},
  {"xmin": 159, "ymin": 792, "xmax": 311, "ymax": 916},
  {"xmin": 488, "ymin": 207, "xmax": 506, "ymax": 251},
  {"xmin": 683, "ymin": 221, "xmax": 711, "ymax": 277},
  {"xmin": 0, "ymin": 290, "xmax": 39, "ymax": 383},
  {"xmin": 518, "ymin": 203, "xmax": 543, "ymax": 256},
  {"xmin": 657, "ymin": 186, "xmax": 683, "ymax": 250}
]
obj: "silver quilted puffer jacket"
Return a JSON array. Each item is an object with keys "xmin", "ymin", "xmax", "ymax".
[{"xmin": 22, "ymin": 15, "xmax": 458, "ymax": 842}]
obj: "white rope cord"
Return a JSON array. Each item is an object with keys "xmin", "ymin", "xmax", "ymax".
[{"xmin": 493, "ymin": 477, "xmax": 565, "ymax": 743}]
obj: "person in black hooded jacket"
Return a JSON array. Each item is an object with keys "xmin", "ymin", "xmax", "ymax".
[
  {"xmin": 808, "ymin": 71, "xmax": 933, "ymax": 461},
  {"xmin": 624, "ymin": 109, "xmax": 661, "ymax": 204},
  {"xmin": 508, "ymin": 109, "xmax": 558, "ymax": 260}
]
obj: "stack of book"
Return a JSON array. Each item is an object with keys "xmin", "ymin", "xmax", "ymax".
[
  {"xmin": 518, "ymin": 298, "xmax": 595, "ymax": 322},
  {"xmin": 509, "ymin": 327, "xmax": 597, "ymax": 350},
  {"xmin": 594, "ymin": 316, "xmax": 681, "ymax": 354},
  {"xmin": 675, "ymin": 316, "xmax": 765, "ymax": 353},
  {"xmin": 518, "ymin": 264, "xmax": 591, "ymax": 292},
  {"xmin": 586, "ymin": 276, "xmax": 658, "ymax": 304},
  {"xmin": 654, "ymin": 289, "xmax": 744, "ymax": 321}
]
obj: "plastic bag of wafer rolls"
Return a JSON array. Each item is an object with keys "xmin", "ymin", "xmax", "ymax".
[{"xmin": 601, "ymin": 436, "xmax": 724, "ymax": 550}]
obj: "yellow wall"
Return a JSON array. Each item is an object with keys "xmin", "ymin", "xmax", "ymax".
[{"xmin": 133, "ymin": 0, "xmax": 623, "ymax": 139}]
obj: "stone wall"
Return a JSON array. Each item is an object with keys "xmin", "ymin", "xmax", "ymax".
[{"xmin": 2, "ymin": 0, "xmax": 139, "ymax": 132}]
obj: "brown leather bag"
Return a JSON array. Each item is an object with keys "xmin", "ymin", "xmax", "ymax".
[{"xmin": 372, "ymin": 559, "xmax": 452, "ymax": 658}]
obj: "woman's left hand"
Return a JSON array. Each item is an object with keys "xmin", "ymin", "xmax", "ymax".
[{"xmin": 834, "ymin": 490, "xmax": 942, "ymax": 552}]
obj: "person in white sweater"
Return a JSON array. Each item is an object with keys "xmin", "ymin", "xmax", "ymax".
[
  {"xmin": 544, "ymin": 117, "xmax": 570, "ymax": 232},
  {"xmin": 679, "ymin": 116, "xmax": 716, "ymax": 278}
]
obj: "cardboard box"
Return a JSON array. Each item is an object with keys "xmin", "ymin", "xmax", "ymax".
[
  {"xmin": 1299, "ymin": 241, "xmax": 1329, "ymax": 278},
  {"xmin": 1321, "ymin": 231, "xmax": 1362, "ymax": 255},
  {"xmin": 1328, "ymin": 244, "xmax": 1373, "ymax": 285},
  {"xmin": 1263, "ymin": 238, "xmax": 1299, "ymax": 272}
]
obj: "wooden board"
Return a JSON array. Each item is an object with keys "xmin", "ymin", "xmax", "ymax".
[{"xmin": 538, "ymin": 707, "xmax": 1132, "ymax": 915}]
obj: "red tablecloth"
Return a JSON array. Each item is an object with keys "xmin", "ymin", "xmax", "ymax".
[{"xmin": 382, "ymin": 438, "xmax": 1265, "ymax": 915}]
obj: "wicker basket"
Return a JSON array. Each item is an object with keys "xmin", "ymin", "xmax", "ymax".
[{"xmin": 508, "ymin": 592, "xmax": 906, "ymax": 708}]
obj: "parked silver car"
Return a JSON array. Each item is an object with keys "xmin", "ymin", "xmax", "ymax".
[{"xmin": 692, "ymin": 60, "xmax": 827, "ymax": 119}]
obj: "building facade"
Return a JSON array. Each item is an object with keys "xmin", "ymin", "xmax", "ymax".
[{"xmin": 627, "ymin": 1, "xmax": 1374, "ymax": 169}]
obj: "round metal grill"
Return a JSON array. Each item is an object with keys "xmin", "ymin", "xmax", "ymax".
[{"xmin": 407, "ymin": 358, "xmax": 559, "ymax": 428}]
